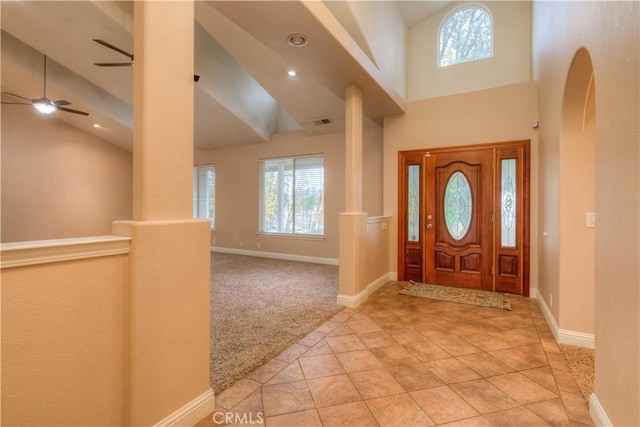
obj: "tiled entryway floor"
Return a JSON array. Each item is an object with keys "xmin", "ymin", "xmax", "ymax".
[{"xmin": 197, "ymin": 282, "xmax": 593, "ymax": 426}]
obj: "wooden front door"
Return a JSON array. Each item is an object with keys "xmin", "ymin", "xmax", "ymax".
[
  {"xmin": 398, "ymin": 141, "xmax": 530, "ymax": 296},
  {"xmin": 424, "ymin": 149, "xmax": 493, "ymax": 291}
]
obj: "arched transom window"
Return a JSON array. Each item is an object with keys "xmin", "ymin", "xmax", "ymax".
[{"xmin": 439, "ymin": 4, "xmax": 493, "ymax": 67}]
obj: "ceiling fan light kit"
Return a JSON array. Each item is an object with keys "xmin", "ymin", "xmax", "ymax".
[
  {"xmin": 33, "ymin": 100, "xmax": 57, "ymax": 114},
  {"xmin": 1, "ymin": 56, "xmax": 89, "ymax": 116}
]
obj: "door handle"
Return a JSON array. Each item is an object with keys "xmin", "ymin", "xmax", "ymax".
[{"xmin": 427, "ymin": 223, "xmax": 433, "ymax": 230}]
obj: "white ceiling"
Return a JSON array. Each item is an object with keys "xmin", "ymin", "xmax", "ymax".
[
  {"xmin": 396, "ymin": 1, "xmax": 453, "ymax": 27},
  {"xmin": 1, "ymin": 1, "xmax": 450, "ymax": 152}
]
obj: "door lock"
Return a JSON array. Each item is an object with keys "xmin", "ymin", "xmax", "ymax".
[{"xmin": 427, "ymin": 223, "xmax": 433, "ymax": 229}]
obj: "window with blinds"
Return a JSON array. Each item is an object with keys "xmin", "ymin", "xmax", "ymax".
[
  {"xmin": 260, "ymin": 155, "xmax": 324, "ymax": 236},
  {"xmin": 193, "ymin": 165, "xmax": 215, "ymax": 230}
]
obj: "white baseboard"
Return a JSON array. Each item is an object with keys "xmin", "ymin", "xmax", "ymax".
[
  {"xmin": 337, "ymin": 290, "xmax": 369, "ymax": 308},
  {"xmin": 537, "ymin": 293, "xmax": 559, "ymax": 340},
  {"xmin": 558, "ymin": 328, "xmax": 595, "ymax": 349},
  {"xmin": 211, "ymin": 247, "xmax": 338, "ymax": 266},
  {"xmin": 537, "ymin": 294, "xmax": 595, "ymax": 348},
  {"xmin": 337, "ymin": 273, "xmax": 393, "ymax": 308},
  {"xmin": 155, "ymin": 389, "xmax": 215, "ymax": 427},
  {"xmin": 367, "ymin": 273, "xmax": 391, "ymax": 294},
  {"xmin": 589, "ymin": 393, "xmax": 612, "ymax": 426}
]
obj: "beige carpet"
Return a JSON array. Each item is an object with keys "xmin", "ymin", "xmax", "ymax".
[
  {"xmin": 210, "ymin": 252, "xmax": 343, "ymax": 394},
  {"xmin": 559, "ymin": 343, "xmax": 595, "ymax": 402}
]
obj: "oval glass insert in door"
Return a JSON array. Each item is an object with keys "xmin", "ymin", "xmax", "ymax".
[{"xmin": 444, "ymin": 171, "xmax": 472, "ymax": 240}]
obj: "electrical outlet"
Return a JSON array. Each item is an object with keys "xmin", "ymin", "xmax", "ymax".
[
  {"xmin": 240, "ymin": 241, "xmax": 244, "ymax": 247},
  {"xmin": 586, "ymin": 212, "xmax": 596, "ymax": 228},
  {"xmin": 550, "ymin": 294, "xmax": 553, "ymax": 307},
  {"xmin": 257, "ymin": 242, "xmax": 261, "ymax": 249},
  {"xmin": 381, "ymin": 222, "xmax": 389, "ymax": 230}
]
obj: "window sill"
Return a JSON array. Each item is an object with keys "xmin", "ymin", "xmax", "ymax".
[{"xmin": 256, "ymin": 232, "xmax": 325, "ymax": 242}]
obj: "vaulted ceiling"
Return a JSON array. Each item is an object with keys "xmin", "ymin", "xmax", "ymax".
[{"xmin": 1, "ymin": 1, "xmax": 451, "ymax": 152}]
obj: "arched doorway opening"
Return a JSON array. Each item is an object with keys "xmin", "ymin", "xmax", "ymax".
[{"xmin": 558, "ymin": 48, "xmax": 596, "ymax": 346}]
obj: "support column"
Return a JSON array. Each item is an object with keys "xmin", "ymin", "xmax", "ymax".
[
  {"xmin": 344, "ymin": 84, "xmax": 363, "ymax": 214},
  {"xmin": 338, "ymin": 84, "xmax": 368, "ymax": 307},
  {"xmin": 113, "ymin": 1, "xmax": 213, "ymax": 425},
  {"xmin": 132, "ymin": 1, "xmax": 194, "ymax": 221}
]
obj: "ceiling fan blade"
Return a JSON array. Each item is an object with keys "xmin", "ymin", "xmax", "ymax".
[
  {"xmin": 92, "ymin": 39, "xmax": 133, "ymax": 60},
  {"xmin": 57, "ymin": 106, "xmax": 89, "ymax": 116},
  {"xmin": 3, "ymin": 92, "xmax": 32, "ymax": 102},
  {"xmin": 53, "ymin": 100, "xmax": 71, "ymax": 106},
  {"xmin": 94, "ymin": 62, "xmax": 132, "ymax": 67},
  {"xmin": 1, "ymin": 102, "xmax": 31, "ymax": 105}
]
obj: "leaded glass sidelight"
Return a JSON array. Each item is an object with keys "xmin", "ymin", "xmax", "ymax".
[
  {"xmin": 501, "ymin": 159, "xmax": 517, "ymax": 247},
  {"xmin": 407, "ymin": 165, "xmax": 420, "ymax": 242},
  {"xmin": 444, "ymin": 171, "xmax": 472, "ymax": 240}
]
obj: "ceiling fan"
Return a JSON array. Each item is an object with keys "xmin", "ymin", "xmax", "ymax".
[
  {"xmin": 93, "ymin": 39, "xmax": 200, "ymax": 82},
  {"xmin": 1, "ymin": 56, "xmax": 89, "ymax": 116}
]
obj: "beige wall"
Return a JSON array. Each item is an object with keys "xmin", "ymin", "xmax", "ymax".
[
  {"xmin": 1, "ymin": 254, "xmax": 128, "ymax": 426},
  {"xmin": 195, "ymin": 126, "xmax": 383, "ymax": 260},
  {"xmin": 2, "ymin": 5, "xmax": 214, "ymax": 424},
  {"xmin": 558, "ymin": 49, "xmax": 596, "ymax": 335},
  {"xmin": 532, "ymin": 2, "xmax": 640, "ymax": 425},
  {"xmin": 407, "ymin": 1, "xmax": 531, "ymax": 101},
  {"xmin": 113, "ymin": 219, "xmax": 212, "ymax": 426},
  {"xmin": 366, "ymin": 217, "xmax": 390, "ymax": 286},
  {"xmin": 384, "ymin": 82, "xmax": 540, "ymax": 292},
  {"xmin": 1, "ymin": 107, "xmax": 133, "ymax": 243}
]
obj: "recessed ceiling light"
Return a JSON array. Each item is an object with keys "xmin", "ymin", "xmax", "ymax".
[
  {"xmin": 287, "ymin": 34, "xmax": 308, "ymax": 47},
  {"xmin": 287, "ymin": 69, "xmax": 297, "ymax": 77}
]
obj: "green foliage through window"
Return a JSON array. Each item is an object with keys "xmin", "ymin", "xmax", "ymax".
[
  {"xmin": 261, "ymin": 155, "xmax": 324, "ymax": 236},
  {"xmin": 439, "ymin": 5, "xmax": 492, "ymax": 67}
]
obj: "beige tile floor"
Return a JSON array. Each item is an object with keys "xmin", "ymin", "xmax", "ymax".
[{"xmin": 197, "ymin": 282, "xmax": 593, "ymax": 426}]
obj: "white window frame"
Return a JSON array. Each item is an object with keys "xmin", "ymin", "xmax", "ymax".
[
  {"xmin": 438, "ymin": 3, "xmax": 494, "ymax": 68},
  {"xmin": 259, "ymin": 154, "xmax": 324, "ymax": 238},
  {"xmin": 193, "ymin": 164, "xmax": 215, "ymax": 230}
]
